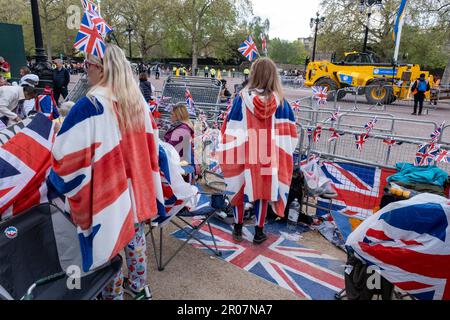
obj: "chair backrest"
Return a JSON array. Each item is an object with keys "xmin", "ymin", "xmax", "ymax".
[{"xmin": 0, "ymin": 204, "xmax": 82, "ymax": 299}]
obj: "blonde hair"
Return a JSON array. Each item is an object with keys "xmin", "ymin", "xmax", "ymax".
[
  {"xmin": 172, "ymin": 103, "xmax": 193, "ymax": 128},
  {"xmin": 246, "ymin": 57, "xmax": 284, "ymax": 101},
  {"xmin": 59, "ymin": 101, "xmax": 75, "ymax": 117},
  {"xmin": 87, "ymin": 45, "xmax": 146, "ymax": 131}
]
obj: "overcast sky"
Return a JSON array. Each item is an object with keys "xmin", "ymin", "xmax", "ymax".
[{"xmin": 252, "ymin": 0, "xmax": 321, "ymax": 41}]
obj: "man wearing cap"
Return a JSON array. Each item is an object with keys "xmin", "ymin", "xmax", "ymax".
[
  {"xmin": 52, "ymin": 59, "xmax": 70, "ymax": 105},
  {"xmin": 19, "ymin": 74, "xmax": 40, "ymax": 116},
  {"xmin": 0, "ymin": 85, "xmax": 37, "ymax": 125}
]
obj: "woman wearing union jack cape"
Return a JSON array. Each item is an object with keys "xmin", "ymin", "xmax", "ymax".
[
  {"xmin": 218, "ymin": 58, "xmax": 298, "ymax": 244},
  {"xmin": 49, "ymin": 45, "xmax": 162, "ymax": 300}
]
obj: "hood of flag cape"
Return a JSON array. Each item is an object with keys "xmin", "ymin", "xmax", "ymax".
[{"xmin": 240, "ymin": 89, "xmax": 280, "ymax": 120}]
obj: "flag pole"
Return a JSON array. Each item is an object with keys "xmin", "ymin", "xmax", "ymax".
[
  {"xmin": 393, "ymin": 0, "xmax": 408, "ymax": 64},
  {"xmin": 97, "ymin": 0, "xmax": 101, "ymax": 15}
]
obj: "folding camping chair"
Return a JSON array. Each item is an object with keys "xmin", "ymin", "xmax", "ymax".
[
  {"xmin": 147, "ymin": 191, "xmax": 231, "ymax": 271},
  {"xmin": 0, "ymin": 203, "xmax": 122, "ymax": 300}
]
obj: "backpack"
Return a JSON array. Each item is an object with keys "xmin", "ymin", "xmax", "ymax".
[{"xmin": 417, "ymin": 79, "xmax": 428, "ymax": 92}]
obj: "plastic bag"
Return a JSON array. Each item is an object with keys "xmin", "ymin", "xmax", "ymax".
[{"xmin": 300, "ymin": 157, "xmax": 336, "ymax": 197}]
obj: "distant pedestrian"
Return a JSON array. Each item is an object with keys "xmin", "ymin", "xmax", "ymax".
[
  {"xmin": 52, "ymin": 59, "xmax": 70, "ymax": 105},
  {"xmin": 139, "ymin": 72, "xmax": 153, "ymax": 103},
  {"xmin": 243, "ymin": 67, "xmax": 250, "ymax": 81},
  {"xmin": 204, "ymin": 66, "xmax": 209, "ymax": 78},
  {"xmin": 155, "ymin": 65, "xmax": 161, "ymax": 80},
  {"xmin": 411, "ymin": 73, "xmax": 430, "ymax": 116}
]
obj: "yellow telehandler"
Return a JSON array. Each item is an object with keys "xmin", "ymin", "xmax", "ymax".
[{"xmin": 305, "ymin": 52, "xmax": 433, "ymax": 104}]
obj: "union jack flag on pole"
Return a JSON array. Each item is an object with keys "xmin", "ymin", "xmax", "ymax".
[
  {"xmin": 73, "ymin": 12, "xmax": 106, "ymax": 58},
  {"xmin": 238, "ymin": 35, "xmax": 259, "ymax": 62},
  {"xmin": 430, "ymin": 121, "xmax": 445, "ymax": 143},
  {"xmin": 364, "ymin": 117, "xmax": 378, "ymax": 133},
  {"xmin": 80, "ymin": 0, "xmax": 113, "ymax": 38},
  {"xmin": 312, "ymin": 86, "xmax": 328, "ymax": 106},
  {"xmin": 415, "ymin": 143, "xmax": 440, "ymax": 166}
]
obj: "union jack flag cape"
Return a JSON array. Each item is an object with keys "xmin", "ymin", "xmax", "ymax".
[
  {"xmin": 0, "ymin": 113, "xmax": 56, "ymax": 221},
  {"xmin": 49, "ymin": 87, "xmax": 164, "ymax": 272},
  {"xmin": 218, "ymin": 89, "xmax": 298, "ymax": 217},
  {"xmin": 238, "ymin": 35, "xmax": 259, "ymax": 62},
  {"xmin": 36, "ymin": 88, "xmax": 59, "ymax": 120},
  {"xmin": 346, "ymin": 193, "xmax": 450, "ymax": 300}
]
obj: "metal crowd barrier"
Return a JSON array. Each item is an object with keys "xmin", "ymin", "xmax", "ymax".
[
  {"xmin": 162, "ymin": 76, "xmax": 223, "ymax": 105},
  {"xmin": 65, "ymin": 74, "xmax": 89, "ymax": 103}
]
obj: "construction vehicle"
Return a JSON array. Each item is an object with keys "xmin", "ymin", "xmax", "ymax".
[{"xmin": 304, "ymin": 51, "xmax": 433, "ymax": 105}]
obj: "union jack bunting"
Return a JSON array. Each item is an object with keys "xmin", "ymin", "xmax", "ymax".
[
  {"xmin": 0, "ymin": 113, "xmax": 56, "ymax": 221},
  {"xmin": 355, "ymin": 133, "xmax": 369, "ymax": 151},
  {"xmin": 185, "ymin": 88, "xmax": 196, "ymax": 115},
  {"xmin": 436, "ymin": 149, "xmax": 449, "ymax": 163},
  {"xmin": 328, "ymin": 107, "xmax": 340, "ymax": 123},
  {"xmin": 307, "ymin": 127, "xmax": 313, "ymax": 140},
  {"xmin": 238, "ymin": 35, "xmax": 259, "ymax": 62},
  {"xmin": 73, "ymin": 12, "xmax": 106, "ymax": 58},
  {"xmin": 317, "ymin": 161, "xmax": 396, "ymax": 220},
  {"xmin": 328, "ymin": 128, "xmax": 343, "ymax": 142},
  {"xmin": 364, "ymin": 117, "xmax": 378, "ymax": 133},
  {"xmin": 415, "ymin": 143, "xmax": 440, "ymax": 166},
  {"xmin": 172, "ymin": 218, "xmax": 345, "ymax": 300},
  {"xmin": 383, "ymin": 137, "xmax": 398, "ymax": 146},
  {"xmin": 347, "ymin": 193, "xmax": 450, "ymax": 300},
  {"xmin": 430, "ymin": 121, "xmax": 445, "ymax": 143},
  {"xmin": 312, "ymin": 86, "xmax": 328, "ymax": 105},
  {"xmin": 313, "ymin": 125, "xmax": 322, "ymax": 143}
]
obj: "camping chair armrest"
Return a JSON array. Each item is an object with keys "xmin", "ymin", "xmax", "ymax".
[{"xmin": 21, "ymin": 271, "xmax": 67, "ymax": 300}]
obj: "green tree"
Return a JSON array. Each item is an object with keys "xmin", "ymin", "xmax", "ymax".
[{"xmin": 269, "ymin": 38, "xmax": 306, "ymax": 65}]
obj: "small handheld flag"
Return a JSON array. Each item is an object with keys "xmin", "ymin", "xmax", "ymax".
[{"xmin": 238, "ymin": 35, "xmax": 259, "ymax": 62}]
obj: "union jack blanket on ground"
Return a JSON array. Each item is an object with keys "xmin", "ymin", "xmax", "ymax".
[
  {"xmin": 346, "ymin": 193, "xmax": 450, "ymax": 300},
  {"xmin": 218, "ymin": 90, "xmax": 298, "ymax": 217},
  {"xmin": 0, "ymin": 113, "xmax": 55, "ymax": 221},
  {"xmin": 317, "ymin": 161, "xmax": 396, "ymax": 220},
  {"xmin": 49, "ymin": 87, "xmax": 163, "ymax": 272},
  {"xmin": 172, "ymin": 218, "xmax": 345, "ymax": 300}
]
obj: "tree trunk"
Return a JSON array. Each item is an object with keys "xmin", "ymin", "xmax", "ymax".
[
  {"xmin": 192, "ymin": 36, "xmax": 198, "ymax": 74},
  {"xmin": 44, "ymin": 20, "xmax": 53, "ymax": 61},
  {"xmin": 442, "ymin": 57, "xmax": 450, "ymax": 86}
]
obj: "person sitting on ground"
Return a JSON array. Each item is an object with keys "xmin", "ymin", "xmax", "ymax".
[
  {"xmin": 139, "ymin": 72, "xmax": 153, "ymax": 103},
  {"xmin": 219, "ymin": 57, "xmax": 298, "ymax": 245},
  {"xmin": 220, "ymin": 80, "xmax": 232, "ymax": 102}
]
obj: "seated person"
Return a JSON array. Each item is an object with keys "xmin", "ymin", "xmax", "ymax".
[
  {"xmin": 220, "ymin": 80, "xmax": 232, "ymax": 102},
  {"xmin": 164, "ymin": 103, "xmax": 194, "ymax": 163}
]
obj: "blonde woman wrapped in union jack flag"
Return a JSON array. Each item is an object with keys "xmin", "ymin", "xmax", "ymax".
[
  {"xmin": 49, "ymin": 45, "xmax": 161, "ymax": 300},
  {"xmin": 218, "ymin": 58, "xmax": 298, "ymax": 244}
]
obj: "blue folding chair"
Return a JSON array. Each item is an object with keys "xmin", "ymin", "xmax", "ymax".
[{"xmin": 147, "ymin": 189, "xmax": 232, "ymax": 271}]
